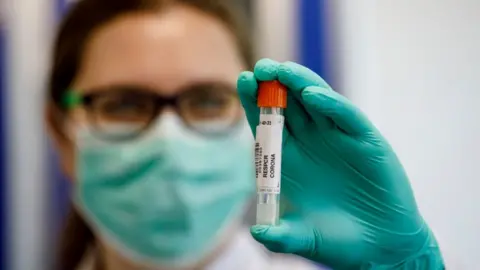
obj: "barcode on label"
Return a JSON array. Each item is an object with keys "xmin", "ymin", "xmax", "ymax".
[
  {"xmin": 255, "ymin": 142, "xmax": 262, "ymax": 179},
  {"xmin": 258, "ymin": 187, "xmax": 280, "ymax": 193}
]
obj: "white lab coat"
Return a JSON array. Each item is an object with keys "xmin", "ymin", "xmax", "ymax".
[
  {"xmin": 78, "ymin": 229, "xmax": 321, "ymax": 270},
  {"xmin": 78, "ymin": 228, "xmax": 459, "ymax": 270}
]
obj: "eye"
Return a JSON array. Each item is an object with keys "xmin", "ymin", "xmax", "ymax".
[
  {"xmin": 186, "ymin": 95, "xmax": 232, "ymax": 118},
  {"xmin": 92, "ymin": 94, "xmax": 156, "ymax": 124},
  {"xmin": 190, "ymin": 96, "xmax": 229, "ymax": 109}
]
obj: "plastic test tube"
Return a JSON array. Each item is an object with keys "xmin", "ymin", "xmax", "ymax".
[{"xmin": 255, "ymin": 80, "xmax": 287, "ymax": 226}]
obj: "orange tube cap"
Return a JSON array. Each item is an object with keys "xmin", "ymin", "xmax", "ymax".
[{"xmin": 257, "ymin": 80, "xmax": 287, "ymax": 108}]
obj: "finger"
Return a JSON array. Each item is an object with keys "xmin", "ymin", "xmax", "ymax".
[
  {"xmin": 277, "ymin": 61, "xmax": 331, "ymax": 94},
  {"xmin": 251, "ymin": 213, "xmax": 365, "ymax": 269},
  {"xmin": 277, "ymin": 62, "xmax": 333, "ymax": 130},
  {"xmin": 250, "ymin": 216, "xmax": 316, "ymax": 255},
  {"xmin": 237, "ymin": 71, "xmax": 260, "ymax": 135},
  {"xmin": 253, "ymin": 58, "xmax": 280, "ymax": 81},
  {"xmin": 301, "ymin": 86, "xmax": 374, "ymax": 135},
  {"xmin": 284, "ymin": 94, "xmax": 312, "ymax": 136}
]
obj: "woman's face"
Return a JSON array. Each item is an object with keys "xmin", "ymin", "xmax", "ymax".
[{"xmin": 52, "ymin": 4, "xmax": 246, "ymax": 177}]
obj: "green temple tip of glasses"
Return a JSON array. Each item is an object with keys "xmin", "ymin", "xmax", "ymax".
[{"xmin": 63, "ymin": 90, "xmax": 83, "ymax": 109}]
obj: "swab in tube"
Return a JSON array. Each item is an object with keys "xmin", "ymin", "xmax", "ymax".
[{"xmin": 254, "ymin": 80, "xmax": 287, "ymax": 226}]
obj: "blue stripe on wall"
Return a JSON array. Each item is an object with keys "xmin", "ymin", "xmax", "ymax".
[
  {"xmin": 298, "ymin": 0, "xmax": 333, "ymax": 84},
  {"xmin": 0, "ymin": 25, "xmax": 7, "ymax": 270}
]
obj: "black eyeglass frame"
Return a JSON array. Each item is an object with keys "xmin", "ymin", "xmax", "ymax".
[{"xmin": 62, "ymin": 84, "xmax": 244, "ymax": 142}]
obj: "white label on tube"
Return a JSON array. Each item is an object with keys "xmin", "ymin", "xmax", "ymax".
[{"xmin": 255, "ymin": 114, "xmax": 284, "ymax": 194}]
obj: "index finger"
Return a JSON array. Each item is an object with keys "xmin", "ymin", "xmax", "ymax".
[{"xmin": 277, "ymin": 62, "xmax": 332, "ymax": 94}]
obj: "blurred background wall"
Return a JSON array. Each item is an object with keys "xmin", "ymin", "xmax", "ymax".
[
  {"xmin": 0, "ymin": 7, "xmax": 7, "ymax": 270},
  {"xmin": 331, "ymin": 2, "xmax": 480, "ymax": 266},
  {"xmin": 2, "ymin": 0, "xmax": 53, "ymax": 269},
  {"xmin": 0, "ymin": 0, "xmax": 479, "ymax": 269}
]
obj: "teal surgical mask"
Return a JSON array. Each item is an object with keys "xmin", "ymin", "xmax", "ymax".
[{"xmin": 74, "ymin": 114, "xmax": 255, "ymax": 267}]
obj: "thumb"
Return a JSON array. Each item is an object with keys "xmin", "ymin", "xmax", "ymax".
[
  {"xmin": 250, "ymin": 216, "xmax": 317, "ymax": 255},
  {"xmin": 250, "ymin": 212, "xmax": 366, "ymax": 268}
]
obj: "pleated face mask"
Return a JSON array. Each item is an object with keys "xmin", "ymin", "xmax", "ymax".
[{"xmin": 73, "ymin": 114, "xmax": 255, "ymax": 267}]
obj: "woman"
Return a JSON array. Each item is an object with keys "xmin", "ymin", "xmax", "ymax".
[
  {"xmin": 46, "ymin": 0, "xmax": 445, "ymax": 269},
  {"xmin": 47, "ymin": 0, "xmax": 317, "ymax": 269}
]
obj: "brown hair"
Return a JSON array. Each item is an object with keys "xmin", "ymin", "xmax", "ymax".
[{"xmin": 49, "ymin": 1, "xmax": 254, "ymax": 269}]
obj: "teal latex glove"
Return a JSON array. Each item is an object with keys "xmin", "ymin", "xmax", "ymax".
[{"xmin": 237, "ymin": 59, "xmax": 444, "ymax": 269}]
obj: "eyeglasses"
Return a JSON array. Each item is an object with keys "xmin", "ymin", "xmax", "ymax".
[{"xmin": 63, "ymin": 83, "xmax": 243, "ymax": 141}]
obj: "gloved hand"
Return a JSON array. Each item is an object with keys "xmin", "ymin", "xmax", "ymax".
[{"xmin": 237, "ymin": 59, "xmax": 444, "ymax": 269}]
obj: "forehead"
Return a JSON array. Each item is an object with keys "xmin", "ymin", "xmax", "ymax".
[{"xmin": 72, "ymin": 5, "xmax": 244, "ymax": 94}]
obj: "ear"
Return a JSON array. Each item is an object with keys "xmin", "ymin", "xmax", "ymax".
[{"xmin": 45, "ymin": 102, "xmax": 75, "ymax": 180}]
